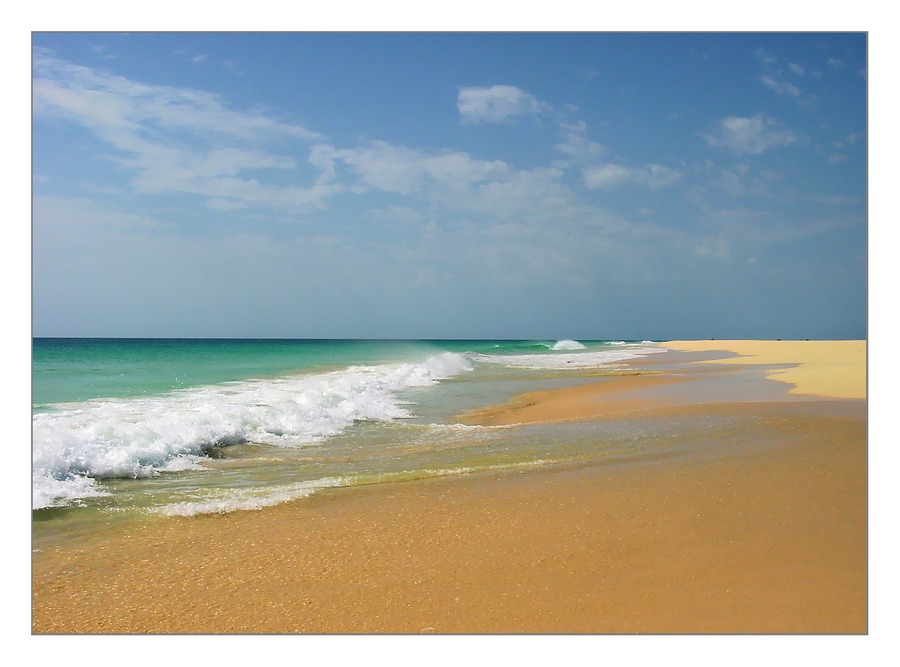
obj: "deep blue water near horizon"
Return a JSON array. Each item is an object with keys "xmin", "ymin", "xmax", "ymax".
[{"xmin": 33, "ymin": 337, "xmax": 675, "ymax": 547}]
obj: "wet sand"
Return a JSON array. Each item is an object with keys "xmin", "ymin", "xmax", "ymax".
[
  {"xmin": 461, "ymin": 339, "xmax": 866, "ymax": 427},
  {"xmin": 457, "ymin": 373, "xmax": 683, "ymax": 426},
  {"xmin": 32, "ymin": 340, "xmax": 867, "ymax": 634}
]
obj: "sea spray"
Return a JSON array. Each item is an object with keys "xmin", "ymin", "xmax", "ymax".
[{"xmin": 551, "ymin": 339, "xmax": 587, "ymax": 350}]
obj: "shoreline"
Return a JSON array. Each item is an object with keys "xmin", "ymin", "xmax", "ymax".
[
  {"xmin": 32, "ymin": 340, "xmax": 867, "ymax": 634},
  {"xmin": 457, "ymin": 373, "xmax": 685, "ymax": 426},
  {"xmin": 458, "ymin": 339, "xmax": 866, "ymax": 428}
]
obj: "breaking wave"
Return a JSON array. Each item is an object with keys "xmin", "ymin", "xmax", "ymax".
[{"xmin": 32, "ymin": 352, "xmax": 473, "ymax": 509}]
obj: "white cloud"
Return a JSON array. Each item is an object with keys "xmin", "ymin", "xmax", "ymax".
[
  {"xmin": 34, "ymin": 50, "xmax": 321, "ymax": 142},
  {"xmin": 759, "ymin": 74, "xmax": 801, "ymax": 97},
  {"xmin": 457, "ymin": 85, "xmax": 550, "ymax": 124},
  {"xmin": 32, "ymin": 49, "xmax": 332, "ymax": 212},
  {"xmin": 313, "ymin": 141, "xmax": 509, "ymax": 195},
  {"xmin": 554, "ymin": 119, "xmax": 606, "ymax": 160},
  {"xmin": 582, "ymin": 164, "xmax": 632, "ymax": 189},
  {"xmin": 643, "ymin": 164, "xmax": 683, "ymax": 188},
  {"xmin": 754, "ymin": 48, "xmax": 777, "ymax": 69},
  {"xmin": 583, "ymin": 163, "xmax": 682, "ymax": 190},
  {"xmin": 754, "ymin": 49, "xmax": 812, "ymax": 106},
  {"xmin": 467, "ymin": 166, "xmax": 573, "ymax": 221},
  {"xmin": 702, "ymin": 114, "xmax": 796, "ymax": 155}
]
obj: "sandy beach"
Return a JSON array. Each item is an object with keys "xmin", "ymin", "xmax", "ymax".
[
  {"xmin": 664, "ymin": 340, "xmax": 866, "ymax": 399},
  {"xmin": 32, "ymin": 340, "xmax": 867, "ymax": 634}
]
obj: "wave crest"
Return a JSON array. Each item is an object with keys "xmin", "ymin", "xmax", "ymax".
[
  {"xmin": 551, "ymin": 339, "xmax": 586, "ymax": 351},
  {"xmin": 32, "ymin": 352, "xmax": 473, "ymax": 509}
]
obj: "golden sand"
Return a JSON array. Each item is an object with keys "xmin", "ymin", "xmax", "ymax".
[
  {"xmin": 663, "ymin": 339, "xmax": 866, "ymax": 399},
  {"xmin": 32, "ymin": 341, "xmax": 867, "ymax": 634}
]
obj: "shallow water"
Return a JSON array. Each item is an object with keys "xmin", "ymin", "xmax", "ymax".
[{"xmin": 33, "ymin": 338, "xmax": 671, "ymax": 546}]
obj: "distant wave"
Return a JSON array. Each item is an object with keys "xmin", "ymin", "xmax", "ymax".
[
  {"xmin": 471, "ymin": 342, "xmax": 665, "ymax": 370},
  {"xmin": 551, "ymin": 339, "xmax": 586, "ymax": 351}
]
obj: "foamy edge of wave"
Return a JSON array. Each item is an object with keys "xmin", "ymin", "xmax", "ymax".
[
  {"xmin": 154, "ymin": 459, "xmax": 553, "ymax": 516},
  {"xmin": 472, "ymin": 342, "xmax": 664, "ymax": 369},
  {"xmin": 156, "ymin": 476, "xmax": 348, "ymax": 516},
  {"xmin": 32, "ymin": 352, "xmax": 474, "ymax": 509}
]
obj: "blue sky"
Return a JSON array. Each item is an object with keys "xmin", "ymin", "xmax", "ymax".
[{"xmin": 31, "ymin": 31, "xmax": 867, "ymax": 339}]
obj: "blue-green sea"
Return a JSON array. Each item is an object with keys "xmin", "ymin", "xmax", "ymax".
[{"xmin": 33, "ymin": 338, "xmax": 671, "ymax": 543}]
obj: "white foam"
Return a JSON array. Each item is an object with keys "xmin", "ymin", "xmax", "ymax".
[
  {"xmin": 157, "ymin": 457, "xmax": 553, "ymax": 516},
  {"xmin": 472, "ymin": 343, "xmax": 665, "ymax": 370},
  {"xmin": 551, "ymin": 339, "xmax": 586, "ymax": 350},
  {"xmin": 31, "ymin": 470, "xmax": 111, "ymax": 509},
  {"xmin": 32, "ymin": 352, "xmax": 474, "ymax": 509},
  {"xmin": 156, "ymin": 477, "xmax": 347, "ymax": 516}
]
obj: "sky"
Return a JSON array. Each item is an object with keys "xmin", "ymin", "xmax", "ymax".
[{"xmin": 31, "ymin": 30, "xmax": 868, "ymax": 339}]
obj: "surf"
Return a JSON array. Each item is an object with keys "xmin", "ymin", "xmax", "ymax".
[{"xmin": 32, "ymin": 351, "xmax": 474, "ymax": 509}]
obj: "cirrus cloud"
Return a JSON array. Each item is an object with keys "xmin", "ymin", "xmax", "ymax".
[
  {"xmin": 32, "ymin": 48, "xmax": 329, "ymax": 212},
  {"xmin": 583, "ymin": 163, "xmax": 682, "ymax": 190},
  {"xmin": 702, "ymin": 113, "xmax": 796, "ymax": 155},
  {"xmin": 311, "ymin": 141, "xmax": 510, "ymax": 195},
  {"xmin": 457, "ymin": 84, "xmax": 550, "ymax": 124}
]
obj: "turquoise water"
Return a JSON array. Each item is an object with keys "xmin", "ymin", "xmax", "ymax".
[
  {"xmin": 33, "ymin": 338, "xmax": 625, "ymax": 407},
  {"xmin": 33, "ymin": 338, "xmax": 670, "ymax": 544},
  {"xmin": 34, "ymin": 338, "xmax": 467, "ymax": 408}
]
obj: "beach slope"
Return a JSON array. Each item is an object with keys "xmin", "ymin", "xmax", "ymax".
[{"xmin": 32, "ymin": 340, "xmax": 867, "ymax": 634}]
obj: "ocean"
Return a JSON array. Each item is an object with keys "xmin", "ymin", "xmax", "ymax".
[{"xmin": 33, "ymin": 338, "xmax": 669, "ymax": 545}]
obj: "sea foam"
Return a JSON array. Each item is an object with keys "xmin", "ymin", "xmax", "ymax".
[
  {"xmin": 473, "ymin": 342, "xmax": 664, "ymax": 370},
  {"xmin": 32, "ymin": 352, "xmax": 473, "ymax": 509},
  {"xmin": 551, "ymin": 339, "xmax": 587, "ymax": 351},
  {"xmin": 156, "ymin": 477, "xmax": 348, "ymax": 516},
  {"xmin": 155, "ymin": 456, "xmax": 552, "ymax": 516}
]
